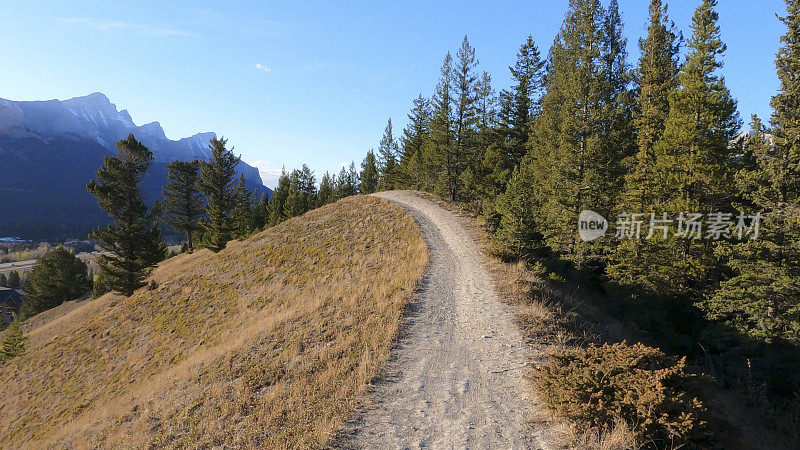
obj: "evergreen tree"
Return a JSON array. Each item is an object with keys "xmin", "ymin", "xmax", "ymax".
[
  {"xmin": 496, "ymin": 0, "xmax": 634, "ymax": 265},
  {"xmin": 608, "ymin": 0, "xmax": 680, "ymax": 288},
  {"xmin": 162, "ymin": 160, "xmax": 203, "ymax": 252},
  {"xmin": 644, "ymin": 0, "xmax": 741, "ymax": 295},
  {"xmin": 452, "ymin": 36, "xmax": 480, "ymax": 201},
  {"xmin": 317, "ymin": 171, "xmax": 335, "ymax": 206},
  {"xmin": 429, "ymin": 52, "xmax": 457, "ymax": 200},
  {"xmin": 462, "ymin": 70, "xmax": 498, "ymax": 205},
  {"xmin": 701, "ymin": 0, "xmax": 800, "ymax": 343},
  {"xmin": 231, "ymin": 175, "xmax": 256, "ymax": 239},
  {"xmin": 268, "ymin": 168, "xmax": 291, "ymax": 226},
  {"xmin": 505, "ymin": 35, "xmax": 546, "ymax": 168},
  {"xmin": 483, "ymin": 35, "xmax": 546, "ymax": 217},
  {"xmin": 283, "ymin": 165, "xmax": 317, "ymax": 218},
  {"xmin": 398, "ymin": 95, "xmax": 431, "ymax": 189},
  {"xmin": 87, "ymin": 134, "xmax": 167, "ymax": 296},
  {"xmin": 0, "ymin": 273, "xmax": 6, "ymax": 287},
  {"xmin": 0, "ymin": 314, "xmax": 25, "ymax": 363},
  {"xmin": 377, "ymin": 118, "xmax": 399, "ymax": 191},
  {"xmin": 360, "ymin": 151, "xmax": 379, "ymax": 194},
  {"xmin": 254, "ymin": 192, "xmax": 271, "ymax": 230},
  {"xmin": 335, "ymin": 163, "xmax": 359, "ymax": 199},
  {"xmin": 197, "ymin": 137, "xmax": 240, "ymax": 252},
  {"xmin": 20, "ymin": 247, "xmax": 89, "ymax": 317},
  {"xmin": 7, "ymin": 271, "xmax": 20, "ymax": 289}
]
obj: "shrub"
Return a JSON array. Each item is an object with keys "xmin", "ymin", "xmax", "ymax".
[{"xmin": 533, "ymin": 341, "xmax": 704, "ymax": 444}]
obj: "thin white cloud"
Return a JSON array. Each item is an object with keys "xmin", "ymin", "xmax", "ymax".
[
  {"xmin": 56, "ymin": 17, "xmax": 194, "ymax": 37},
  {"xmin": 250, "ymin": 160, "xmax": 284, "ymax": 188},
  {"xmin": 255, "ymin": 63, "xmax": 272, "ymax": 73}
]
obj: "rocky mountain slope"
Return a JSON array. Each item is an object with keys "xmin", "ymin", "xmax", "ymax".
[{"xmin": 0, "ymin": 93, "xmax": 269, "ymax": 240}]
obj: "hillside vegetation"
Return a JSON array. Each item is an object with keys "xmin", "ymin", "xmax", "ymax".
[{"xmin": 0, "ymin": 195, "xmax": 428, "ymax": 448}]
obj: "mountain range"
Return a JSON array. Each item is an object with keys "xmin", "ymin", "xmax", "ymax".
[{"xmin": 0, "ymin": 93, "xmax": 269, "ymax": 240}]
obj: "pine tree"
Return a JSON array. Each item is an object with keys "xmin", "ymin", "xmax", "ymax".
[
  {"xmin": 254, "ymin": 192, "xmax": 271, "ymax": 229},
  {"xmin": 496, "ymin": 0, "xmax": 634, "ymax": 265},
  {"xmin": 0, "ymin": 314, "xmax": 25, "ymax": 363},
  {"xmin": 398, "ymin": 95, "xmax": 431, "ymax": 189},
  {"xmin": 377, "ymin": 119, "xmax": 399, "ymax": 191},
  {"xmin": 231, "ymin": 175, "xmax": 255, "ymax": 239},
  {"xmin": 335, "ymin": 163, "xmax": 359, "ymax": 199},
  {"xmin": 484, "ymin": 36, "xmax": 545, "ymax": 218},
  {"xmin": 269, "ymin": 168, "xmax": 291, "ymax": 226},
  {"xmin": 608, "ymin": 0, "xmax": 680, "ymax": 288},
  {"xmin": 0, "ymin": 273, "xmax": 6, "ymax": 287},
  {"xmin": 7, "ymin": 271, "xmax": 20, "ymax": 289},
  {"xmin": 644, "ymin": 0, "xmax": 740, "ymax": 295},
  {"xmin": 87, "ymin": 134, "xmax": 167, "ymax": 296},
  {"xmin": 317, "ymin": 171, "xmax": 335, "ymax": 206},
  {"xmin": 452, "ymin": 36, "xmax": 480, "ymax": 201},
  {"xmin": 197, "ymin": 137, "xmax": 240, "ymax": 252},
  {"xmin": 429, "ymin": 52, "xmax": 457, "ymax": 200},
  {"xmin": 701, "ymin": 0, "xmax": 800, "ymax": 343},
  {"xmin": 20, "ymin": 247, "xmax": 89, "ymax": 317},
  {"xmin": 505, "ymin": 35, "xmax": 546, "ymax": 168},
  {"xmin": 360, "ymin": 151, "xmax": 379, "ymax": 194},
  {"xmin": 283, "ymin": 165, "xmax": 317, "ymax": 219},
  {"xmin": 462, "ymin": 70, "xmax": 498, "ymax": 205},
  {"xmin": 162, "ymin": 160, "xmax": 203, "ymax": 252}
]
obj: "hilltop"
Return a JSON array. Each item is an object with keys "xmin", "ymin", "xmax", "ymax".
[{"xmin": 0, "ymin": 195, "xmax": 427, "ymax": 448}]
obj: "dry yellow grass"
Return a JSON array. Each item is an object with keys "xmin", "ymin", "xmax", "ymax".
[{"xmin": 0, "ymin": 195, "xmax": 428, "ymax": 449}]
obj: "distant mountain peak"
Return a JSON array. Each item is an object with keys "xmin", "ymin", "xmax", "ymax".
[{"xmin": 139, "ymin": 121, "xmax": 167, "ymax": 140}]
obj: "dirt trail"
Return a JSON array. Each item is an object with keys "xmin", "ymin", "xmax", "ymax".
[{"xmin": 345, "ymin": 191, "xmax": 550, "ymax": 449}]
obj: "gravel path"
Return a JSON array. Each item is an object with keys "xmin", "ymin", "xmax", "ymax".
[{"xmin": 345, "ymin": 191, "xmax": 550, "ymax": 449}]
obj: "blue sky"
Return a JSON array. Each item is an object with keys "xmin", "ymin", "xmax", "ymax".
[{"xmin": 1, "ymin": 0, "xmax": 786, "ymax": 188}]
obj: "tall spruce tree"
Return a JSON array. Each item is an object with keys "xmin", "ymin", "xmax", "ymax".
[
  {"xmin": 231, "ymin": 175, "xmax": 255, "ymax": 239},
  {"xmin": 283, "ymin": 165, "xmax": 317, "ymax": 218},
  {"xmin": 317, "ymin": 171, "xmax": 335, "ymax": 206},
  {"xmin": 453, "ymin": 36, "xmax": 480, "ymax": 202},
  {"xmin": 496, "ymin": 0, "xmax": 634, "ymax": 265},
  {"xmin": 162, "ymin": 160, "xmax": 203, "ymax": 252},
  {"xmin": 360, "ymin": 150, "xmax": 379, "ymax": 194},
  {"xmin": 398, "ymin": 95, "xmax": 432, "ymax": 190},
  {"xmin": 197, "ymin": 137, "xmax": 240, "ymax": 252},
  {"xmin": 505, "ymin": 35, "xmax": 546, "ymax": 168},
  {"xmin": 645, "ymin": 0, "xmax": 740, "ymax": 295},
  {"xmin": 430, "ymin": 52, "xmax": 457, "ymax": 200},
  {"xmin": 485, "ymin": 35, "xmax": 546, "ymax": 222},
  {"xmin": 608, "ymin": 0, "xmax": 680, "ymax": 288},
  {"xmin": 269, "ymin": 168, "xmax": 291, "ymax": 226},
  {"xmin": 87, "ymin": 134, "xmax": 166, "ymax": 296},
  {"xmin": 701, "ymin": 0, "xmax": 800, "ymax": 343},
  {"xmin": 377, "ymin": 119, "xmax": 399, "ymax": 191}
]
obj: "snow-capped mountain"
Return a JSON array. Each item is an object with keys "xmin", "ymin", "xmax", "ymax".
[{"xmin": 0, "ymin": 93, "xmax": 269, "ymax": 240}]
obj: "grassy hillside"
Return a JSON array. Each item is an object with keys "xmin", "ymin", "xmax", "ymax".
[{"xmin": 0, "ymin": 195, "xmax": 428, "ymax": 448}]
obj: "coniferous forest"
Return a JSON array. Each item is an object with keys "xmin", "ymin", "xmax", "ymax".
[{"xmin": 351, "ymin": 0, "xmax": 800, "ymax": 444}]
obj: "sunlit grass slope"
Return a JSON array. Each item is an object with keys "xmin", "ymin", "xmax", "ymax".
[{"xmin": 0, "ymin": 195, "xmax": 428, "ymax": 448}]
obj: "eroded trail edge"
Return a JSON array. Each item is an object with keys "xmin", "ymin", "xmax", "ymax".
[{"xmin": 346, "ymin": 191, "xmax": 549, "ymax": 449}]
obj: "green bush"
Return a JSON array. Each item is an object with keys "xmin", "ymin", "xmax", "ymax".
[{"xmin": 533, "ymin": 342, "xmax": 704, "ymax": 444}]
